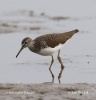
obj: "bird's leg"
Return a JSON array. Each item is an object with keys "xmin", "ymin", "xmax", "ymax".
[
  {"xmin": 57, "ymin": 50, "xmax": 64, "ymax": 83},
  {"xmin": 49, "ymin": 55, "xmax": 54, "ymax": 83}
]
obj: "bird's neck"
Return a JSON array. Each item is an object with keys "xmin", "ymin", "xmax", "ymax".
[{"xmin": 28, "ymin": 40, "xmax": 35, "ymax": 51}]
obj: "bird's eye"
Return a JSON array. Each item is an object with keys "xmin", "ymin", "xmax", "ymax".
[{"xmin": 25, "ymin": 41, "xmax": 27, "ymax": 44}]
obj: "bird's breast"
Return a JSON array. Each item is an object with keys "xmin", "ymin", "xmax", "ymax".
[{"xmin": 38, "ymin": 43, "xmax": 63, "ymax": 56}]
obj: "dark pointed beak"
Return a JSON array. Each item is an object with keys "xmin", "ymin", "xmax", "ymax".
[{"xmin": 16, "ymin": 44, "xmax": 25, "ymax": 58}]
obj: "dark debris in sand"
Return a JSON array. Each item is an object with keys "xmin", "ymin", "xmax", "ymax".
[
  {"xmin": 0, "ymin": 10, "xmax": 72, "ymax": 34},
  {"xmin": 0, "ymin": 22, "xmax": 42, "ymax": 33}
]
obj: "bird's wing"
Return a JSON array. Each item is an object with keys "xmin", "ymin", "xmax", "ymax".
[{"xmin": 34, "ymin": 29, "xmax": 79, "ymax": 48}]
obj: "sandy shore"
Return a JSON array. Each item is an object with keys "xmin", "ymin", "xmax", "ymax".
[{"xmin": 0, "ymin": 83, "xmax": 96, "ymax": 100}]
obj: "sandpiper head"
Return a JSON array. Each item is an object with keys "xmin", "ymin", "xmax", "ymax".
[{"xmin": 16, "ymin": 37, "xmax": 32, "ymax": 58}]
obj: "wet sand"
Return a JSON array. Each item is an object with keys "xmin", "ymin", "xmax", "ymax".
[{"xmin": 0, "ymin": 83, "xmax": 96, "ymax": 100}]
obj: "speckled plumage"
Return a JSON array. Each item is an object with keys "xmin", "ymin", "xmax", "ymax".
[{"xmin": 29, "ymin": 29, "xmax": 79, "ymax": 53}]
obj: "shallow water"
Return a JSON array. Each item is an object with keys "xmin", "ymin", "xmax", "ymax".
[{"xmin": 0, "ymin": 0, "xmax": 96, "ymax": 83}]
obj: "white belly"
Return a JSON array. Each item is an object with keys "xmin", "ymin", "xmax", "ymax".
[{"xmin": 38, "ymin": 44, "xmax": 63, "ymax": 56}]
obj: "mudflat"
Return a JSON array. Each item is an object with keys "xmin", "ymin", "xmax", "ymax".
[{"xmin": 0, "ymin": 83, "xmax": 96, "ymax": 100}]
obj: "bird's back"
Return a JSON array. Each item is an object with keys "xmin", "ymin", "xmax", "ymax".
[{"xmin": 34, "ymin": 29, "xmax": 79, "ymax": 48}]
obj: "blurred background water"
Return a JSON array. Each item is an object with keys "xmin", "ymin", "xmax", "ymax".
[{"xmin": 0, "ymin": 0, "xmax": 96, "ymax": 83}]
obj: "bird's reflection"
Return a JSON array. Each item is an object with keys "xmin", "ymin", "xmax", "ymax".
[
  {"xmin": 49, "ymin": 64, "xmax": 64, "ymax": 84},
  {"xmin": 58, "ymin": 65, "xmax": 64, "ymax": 83}
]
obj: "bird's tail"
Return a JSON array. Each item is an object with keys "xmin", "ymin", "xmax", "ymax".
[
  {"xmin": 65, "ymin": 29, "xmax": 79, "ymax": 35},
  {"xmin": 63, "ymin": 29, "xmax": 79, "ymax": 40},
  {"xmin": 74, "ymin": 29, "xmax": 79, "ymax": 33},
  {"xmin": 59, "ymin": 29, "xmax": 79, "ymax": 44}
]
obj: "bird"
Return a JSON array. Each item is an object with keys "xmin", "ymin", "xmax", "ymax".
[{"xmin": 16, "ymin": 29, "xmax": 79, "ymax": 83}]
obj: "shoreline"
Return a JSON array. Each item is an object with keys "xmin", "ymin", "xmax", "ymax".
[{"xmin": 0, "ymin": 83, "xmax": 96, "ymax": 100}]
